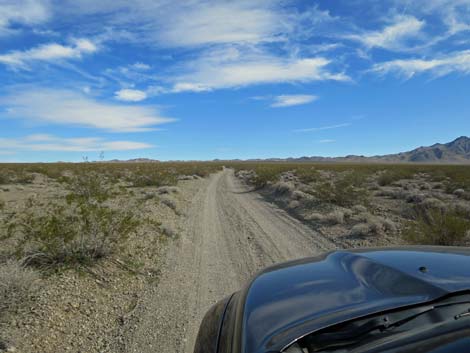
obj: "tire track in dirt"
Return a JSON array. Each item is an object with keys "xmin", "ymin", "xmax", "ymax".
[{"xmin": 120, "ymin": 169, "xmax": 336, "ymax": 353}]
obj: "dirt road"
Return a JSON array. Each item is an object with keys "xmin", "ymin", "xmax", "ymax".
[{"xmin": 119, "ymin": 169, "xmax": 336, "ymax": 353}]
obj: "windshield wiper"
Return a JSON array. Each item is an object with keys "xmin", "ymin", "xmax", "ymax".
[{"xmin": 303, "ymin": 299, "xmax": 470, "ymax": 352}]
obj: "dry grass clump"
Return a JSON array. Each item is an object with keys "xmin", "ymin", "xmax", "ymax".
[
  {"xmin": 273, "ymin": 181, "xmax": 296, "ymax": 196},
  {"xmin": 325, "ymin": 210, "xmax": 345, "ymax": 225},
  {"xmin": 156, "ymin": 186, "xmax": 180, "ymax": 195},
  {"xmin": 0, "ymin": 260, "xmax": 40, "ymax": 317},
  {"xmin": 350, "ymin": 212, "xmax": 398, "ymax": 237},
  {"xmin": 159, "ymin": 224, "xmax": 177, "ymax": 239},
  {"xmin": 350, "ymin": 219, "xmax": 397, "ymax": 237},
  {"xmin": 160, "ymin": 197, "xmax": 178, "ymax": 211},
  {"xmin": 350, "ymin": 223, "xmax": 372, "ymax": 237},
  {"xmin": 305, "ymin": 209, "xmax": 348, "ymax": 225}
]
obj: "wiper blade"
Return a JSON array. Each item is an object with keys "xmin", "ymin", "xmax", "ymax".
[
  {"xmin": 298, "ymin": 295, "xmax": 470, "ymax": 352},
  {"xmin": 308, "ymin": 305, "xmax": 434, "ymax": 347}
]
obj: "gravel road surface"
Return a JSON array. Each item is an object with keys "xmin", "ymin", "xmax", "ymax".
[{"xmin": 119, "ymin": 169, "xmax": 336, "ymax": 353}]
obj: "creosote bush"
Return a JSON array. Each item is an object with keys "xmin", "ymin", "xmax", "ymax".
[
  {"xmin": 10, "ymin": 199, "xmax": 139, "ymax": 268},
  {"xmin": 314, "ymin": 172, "xmax": 369, "ymax": 207},
  {"xmin": 8, "ymin": 177, "xmax": 140, "ymax": 269},
  {"xmin": 65, "ymin": 172, "xmax": 112, "ymax": 203},
  {"xmin": 377, "ymin": 169, "xmax": 415, "ymax": 186},
  {"xmin": 403, "ymin": 209, "xmax": 470, "ymax": 246}
]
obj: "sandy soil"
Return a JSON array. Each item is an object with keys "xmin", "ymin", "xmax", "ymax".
[{"xmin": 117, "ymin": 168, "xmax": 336, "ymax": 353}]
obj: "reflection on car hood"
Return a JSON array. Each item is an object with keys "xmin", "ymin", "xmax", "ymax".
[{"xmin": 241, "ymin": 246, "xmax": 470, "ymax": 353}]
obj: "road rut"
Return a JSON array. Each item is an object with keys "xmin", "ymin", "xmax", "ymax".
[{"xmin": 120, "ymin": 169, "xmax": 336, "ymax": 353}]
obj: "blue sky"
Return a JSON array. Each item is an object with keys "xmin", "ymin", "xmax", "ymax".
[{"xmin": 0, "ymin": 0, "xmax": 470, "ymax": 162}]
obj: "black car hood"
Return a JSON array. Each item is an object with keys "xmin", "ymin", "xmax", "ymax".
[{"xmin": 240, "ymin": 246, "xmax": 470, "ymax": 353}]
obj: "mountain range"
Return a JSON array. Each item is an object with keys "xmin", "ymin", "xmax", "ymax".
[
  {"xmin": 244, "ymin": 136, "xmax": 470, "ymax": 164},
  {"xmin": 105, "ymin": 137, "xmax": 470, "ymax": 164}
]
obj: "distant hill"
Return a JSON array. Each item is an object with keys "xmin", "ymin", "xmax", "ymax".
[
  {"xmin": 377, "ymin": 136, "xmax": 470, "ymax": 163},
  {"xmin": 98, "ymin": 137, "xmax": 470, "ymax": 164},
  {"xmin": 106, "ymin": 158, "xmax": 160, "ymax": 163},
  {"xmin": 242, "ymin": 136, "xmax": 470, "ymax": 164}
]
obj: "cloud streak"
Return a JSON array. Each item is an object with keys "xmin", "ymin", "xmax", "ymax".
[
  {"xmin": 0, "ymin": 134, "xmax": 153, "ymax": 152},
  {"xmin": 2, "ymin": 87, "xmax": 174, "ymax": 132},
  {"xmin": 345, "ymin": 16, "xmax": 425, "ymax": 51},
  {"xmin": 171, "ymin": 48, "xmax": 350, "ymax": 92},
  {"xmin": 114, "ymin": 88, "xmax": 148, "ymax": 102},
  {"xmin": 294, "ymin": 123, "xmax": 352, "ymax": 133},
  {"xmin": 271, "ymin": 95, "xmax": 318, "ymax": 107},
  {"xmin": 372, "ymin": 50, "xmax": 470, "ymax": 78},
  {"xmin": 0, "ymin": 38, "xmax": 98, "ymax": 68}
]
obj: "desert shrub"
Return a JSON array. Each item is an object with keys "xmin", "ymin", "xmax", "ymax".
[
  {"xmin": 0, "ymin": 198, "xmax": 5, "ymax": 210},
  {"xmin": 419, "ymin": 182, "xmax": 431, "ymax": 190},
  {"xmin": 0, "ymin": 260, "xmax": 39, "ymax": 317},
  {"xmin": 156, "ymin": 186, "xmax": 180, "ymax": 195},
  {"xmin": 403, "ymin": 209, "xmax": 470, "ymax": 246},
  {"xmin": 352, "ymin": 205, "xmax": 367, "ymax": 213},
  {"xmin": 382, "ymin": 218, "xmax": 398, "ymax": 233},
  {"xmin": 292, "ymin": 190, "xmax": 309, "ymax": 200},
  {"xmin": 295, "ymin": 167, "xmax": 320, "ymax": 183},
  {"xmin": 273, "ymin": 182, "xmax": 295, "ymax": 196},
  {"xmin": 161, "ymin": 197, "xmax": 177, "ymax": 211},
  {"xmin": 132, "ymin": 174, "xmax": 173, "ymax": 187},
  {"xmin": 65, "ymin": 172, "xmax": 111, "ymax": 203},
  {"xmin": 377, "ymin": 169, "xmax": 415, "ymax": 186},
  {"xmin": 8, "ymin": 199, "xmax": 139, "ymax": 269},
  {"xmin": 419, "ymin": 197, "xmax": 446, "ymax": 211},
  {"xmin": 314, "ymin": 172, "xmax": 369, "ymax": 207},
  {"xmin": 405, "ymin": 192, "xmax": 426, "ymax": 203},
  {"xmin": 454, "ymin": 202, "xmax": 470, "ymax": 216},
  {"xmin": 0, "ymin": 171, "xmax": 10, "ymax": 185},
  {"xmin": 287, "ymin": 200, "xmax": 300, "ymax": 209},
  {"xmin": 350, "ymin": 223, "xmax": 371, "ymax": 237},
  {"xmin": 159, "ymin": 224, "xmax": 177, "ymax": 238},
  {"xmin": 14, "ymin": 172, "xmax": 34, "ymax": 184},
  {"xmin": 306, "ymin": 213, "xmax": 326, "ymax": 223},
  {"xmin": 325, "ymin": 210, "xmax": 345, "ymax": 225}
]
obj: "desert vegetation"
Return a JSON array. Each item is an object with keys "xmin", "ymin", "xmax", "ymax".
[
  {"xmin": 232, "ymin": 163, "xmax": 470, "ymax": 248},
  {"xmin": 0, "ymin": 162, "xmax": 222, "ymax": 352}
]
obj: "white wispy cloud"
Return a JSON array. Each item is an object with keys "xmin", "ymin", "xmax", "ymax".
[
  {"xmin": 171, "ymin": 47, "xmax": 349, "ymax": 92},
  {"xmin": 0, "ymin": 134, "xmax": 153, "ymax": 152},
  {"xmin": 2, "ymin": 87, "xmax": 174, "ymax": 132},
  {"xmin": 0, "ymin": 38, "xmax": 98, "ymax": 68},
  {"xmin": 155, "ymin": 1, "xmax": 285, "ymax": 47},
  {"xmin": 0, "ymin": 0, "xmax": 50, "ymax": 36},
  {"xmin": 371, "ymin": 50, "xmax": 470, "ymax": 78},
  {"xmin": 271, "ymin": 95, "xmax": 318, "ymax": 108},
  {"xmin": 55, "ymin": 0, "xmax": 303, "ymax": 48},
  {"xmin": 345, "ymin": 15, "xmax": 425, "ymax": 51},
  {"xmin": 317, "ymin": 139, "xmax": 336, "ymax": 143},
  {"xmin": 294, "ymin": 123, "xmax": 352, "ymax": 133},
  {"xmin": 391, "ymin": 0, "xmax": 470, "ymax": 35},
  {"xmin": 114, "ymin": 88, "xmax": 148, "ymax": 102}
]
